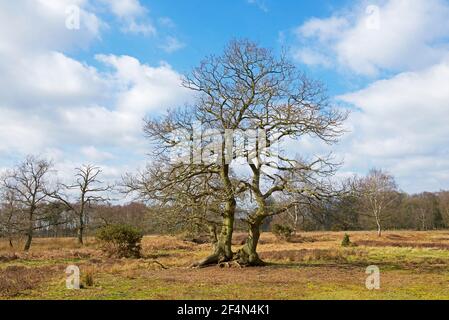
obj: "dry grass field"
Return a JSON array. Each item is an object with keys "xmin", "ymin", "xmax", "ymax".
[{"xmin": 2, "ymin": 231, "xmax": 449, "ymax": 300}]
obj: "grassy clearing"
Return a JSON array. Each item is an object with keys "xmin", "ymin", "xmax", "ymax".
[{"xmin": 2, "ymin": 231, "xmax": 449, "ymax": 300}]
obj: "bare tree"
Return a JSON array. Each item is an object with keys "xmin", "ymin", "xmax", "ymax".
[
  {"xmin": 286, "ymin": 205, "xmax": 303, "ymax": 235},
  {"xmin": 214, "ymin": 40, "xmax": 347, "ymax": 265},
  {"xmin": 49, "ymin": 165, "xmax": 110, "ymax": 245},
  {"xmin": 132, "ymin": 39, "xmax": 346, "ymax": 266},
  {"xmin": 0, "ymin": 188, "xmax": 22, "ymax": 247},
  {"xmin": 0, "ymin": 156, "xmax": 54, "ymax": 251},
  {"xmin": 355, "ymin": 169, "xmax": 399, "ymax": 237}
]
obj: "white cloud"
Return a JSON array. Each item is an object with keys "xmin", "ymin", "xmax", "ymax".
[
  {"xmin": 288, "ymin": 0, "xmax": 449, "ymax": 192},
  {"xmin": 100, "ymin": 0, "xmax": 156, "ymax": 36},
  {"xmin": 0, "ymin": 51, "xmax": 109, "ymax": 108},
  {"xmin": 158, "ymin": 36, "xmax": 186, "ymax": 53},
  {"xmin": 122, "ymin": 20, "xmax": 156, "ymax": 36},
  {"xmin": 247, "ymin": 0, "xmax": 268, "ymax": 12},
  {"xmin": 298, "ymin": 17, "xmax": 348, "ymax": 42},
  {"xmin": 292, "ymin": 48, "xmax": 331, "ymax": 68},
  {"xmin": 0, "ymin": 0, "xmax": 102, "ymax": 54},
  {"xmin": 294, "ymin": 0, "xmax": 449, "ymax": 76},
  {"xmin": 336, "ymin": 60, "xmax": 449, "ymax": 192},
  {"xmin": 158, "ymin": 17, "xmax": 176, "ymax": 28},
  {"xmin": 102, "ymin": 0, "xmax": 146, "ymax": 19},
  {"xmin": 96, "ymin": 54, "xmax": 192, "ymax": 113},
  {"xmin": 0, "ymin": 1, "xmax": 192, "ymax": 187},
  {"xmin": 0, "ymin": 54, "xmax": 191, "ymax": 155},
  {"xmin": 81, "ymin": 146, "xmax": 114, "ymax": 161}
]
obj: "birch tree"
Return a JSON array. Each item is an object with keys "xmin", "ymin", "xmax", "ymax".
[{"xmin": 356, "ymin": 169, "xmax": 398, "ymax": 237}]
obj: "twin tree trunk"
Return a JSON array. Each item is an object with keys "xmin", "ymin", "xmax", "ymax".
[{"xmin": 197, "ymin": 211, "xmax": 265, "ymax": 267}]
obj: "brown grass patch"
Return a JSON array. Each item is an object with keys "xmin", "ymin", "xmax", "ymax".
[
  {"xmin": 356, "ymin": 240, "xmax": 449, "ymax": 250},
  {"xmin": 0, "ymin": 265, "xmax": 58, "ymax": 297},
  {"xmin": 260, "ymin": 248, "xmax": 365, "ymax": 264},
  {"xmin": 142, "ymin": 236, "xmax": 198, "ymax": 251}
]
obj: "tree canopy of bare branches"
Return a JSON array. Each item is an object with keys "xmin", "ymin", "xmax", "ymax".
[
  {"xmin": 48, "ymin": 165, "xmax": 110, "ymax": 244},
  {"xmin": 126, "ymin": 39, "xmax": 347, "ymax": 266},
  {"xmin": 0, "ymin": 156, "xmax": 54, "ymax": 250}
]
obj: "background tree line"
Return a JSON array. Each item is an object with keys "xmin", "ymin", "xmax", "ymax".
[
  {"xmin": 0, "ymin": 156, "xmax": 448, "ymax": 251},
  {"xmin": 272, "ymin": 171, "xmax": 449, "ymax": 234}
]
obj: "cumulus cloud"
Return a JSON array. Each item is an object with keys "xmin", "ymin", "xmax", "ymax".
[
  {"xmin": 158, "ymin": 36, "xmax": 186, "ymax": 53},
  {"xmin": 99, "ymin": 0, "xmax": 156, "ymax": 36},
  {"xmin": 287, "ymin": 0, "xmax": 449, "ymax": 192},
  {"xmin": 0, "ymin": 0, "xmax": 192, "ymax": 187},
  {"xmin": 247, "ymin": 0, "xmax": 268, "ymax": 12},
  {"xmin": 294, "ymin": 0, "xmax": 449, "ymax": 76},
  {"xmin": 335, "ymin": 60, "xmax": 449, "ymax": 192},
  {"xmin": 0, "ymin": 53, "xmax": 191, "ymax": 156},
  {"xmin": 0, "ymin": 0, "xmax": 102, "ymax": 54}
]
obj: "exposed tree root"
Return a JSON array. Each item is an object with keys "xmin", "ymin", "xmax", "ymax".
[
  {"xmin": 190, "ymin": 253, "xmax": 220, "ymax": 268},
  {"xmin": 190, "ymin": 248, "xmax": 234, "ymax": 268},
  {"xmin": 235, "ymin": 248, "xmax": 266, "ymax": 267},
  {"xmin": 218, "ymin": 261, "xmax": 243, "ymax": 268}
]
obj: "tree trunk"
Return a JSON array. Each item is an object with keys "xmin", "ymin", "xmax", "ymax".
[
  {"xmin": 77, "ymin": 225, "xmax": 84, "ymax": 245},
  {"xmin": 24, "ymin": 209, "xmax": 35, "ymax": 251},
  {"xmin": 376, "ymin": 220, "xmax": 382, "ymax": 237},
  {"xmin": 292, "ymin": 209, "xmax": 298, "ymax": 236},
  {"xmin": 237, "ymin": 216, "xmax": 265, "ymax": 266},
  {"xmin": 24, "ymin": 231, "xmax": 33, "ymax": 251},
  {"xmin": 77, "ymin": 208, "xmax": 85, "ymax": 245},
  {"xmin": 193, "ymin": 201, "xmax": 235, "ymax": 267}
]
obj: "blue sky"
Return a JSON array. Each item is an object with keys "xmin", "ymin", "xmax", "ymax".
[
  {"xmin": 1, "ymin": 0, "xmax": 449, "ymax": 194},
  {"xmin": 76, "ymin": 0, "xmax": 358, "ymax": 95}
]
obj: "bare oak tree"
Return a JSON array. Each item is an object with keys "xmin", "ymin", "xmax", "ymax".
[
  {"xmin": 132, "ymin": 39, "xmax": 346, "ymax": 266},
  {"xmin": 0, "ymin": 156, "xmax": 53, "ymax": 251},
  {"xmin": 49, "ymin": 165, "xmax": 109, "ymax": 244}
]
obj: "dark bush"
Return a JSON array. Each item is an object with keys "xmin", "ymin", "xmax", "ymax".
[
  {"xmin": 272, "ymin": 224, "xmax": 294, "ymax": 242},
  {"xmin": 96, "ymin": 224, "xmax": 143, "ymax": 258},
  {"xmin": 341, "ymin": 233, "xmax": 353, "ymax": 247}
]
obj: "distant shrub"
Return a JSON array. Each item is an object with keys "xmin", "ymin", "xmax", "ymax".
[
  {"xmin": 96, "ymin": 224, "xmax": 143, "ymax": 258},
  {"xmin": 272, "ymin": 224, "xmax": 294, "ymax": 242},
  {"xmin": 341, "ymin": 233, "xmax": 353, "ymax": 247}
]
